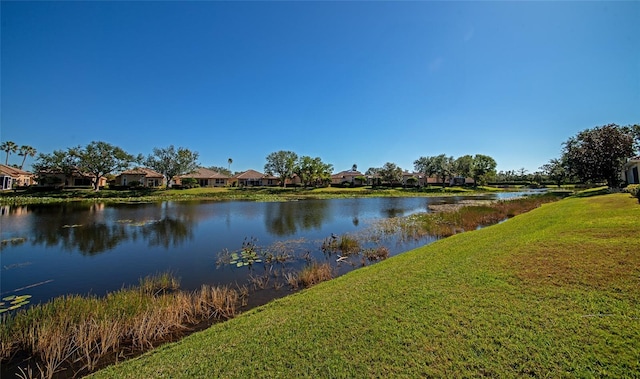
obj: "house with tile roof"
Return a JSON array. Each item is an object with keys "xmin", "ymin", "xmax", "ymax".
[
  {"xmin": 35, "ymin": 168, "xmax": 107, "ymax": 188},
  {"xmin": 116, "ymin": 167, "xmax": 165, "ymax": 187},
  {"xmin": 0, "ymin": 164, "xmax": 35, "ymax": 190},
  {"xmin": 230, "ymin": 169, "xmax": 279, "ymax": 187},
  {"xmin": 179, "ymin": 167, "xmax": 230, "ymax": 187},
  {"xmin": 331, "ymin": 170, "xmax": 365, "ymax": 186},
  {"xmin": 622, "ymin": 156, "xmax": 640, "ymax": 184}
]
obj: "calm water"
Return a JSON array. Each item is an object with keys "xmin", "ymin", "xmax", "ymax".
[{"xmin": 1, "ymin": 193, "xmax": 528, "ymax": 307}]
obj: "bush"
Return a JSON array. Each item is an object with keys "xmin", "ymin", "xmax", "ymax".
[{"xmin": 624, "ymin": 184, "xmax": 639, "ymax": 197}]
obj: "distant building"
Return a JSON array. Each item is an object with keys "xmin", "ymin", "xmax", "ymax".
[
  {"xmin": 116, "ymin": 168, "xmax": 165, "ymax": 187},
  {"xmin": 179, "ymin": 167, "xmax": 230, "ymax": 187},
  {"xmin": 230, "ymin": 170, "xmax": 279, "ymax": 187},
  {"xmin": 331, "ymin": 170, "xmax": 365, "ymax": 186},
  {"xmin": 622, "ymin": 156, "xmax": 640, "ymax": 184},
  {"xmin": 0, "ymin": 164, "xmax": 35, "ymax": 190}
]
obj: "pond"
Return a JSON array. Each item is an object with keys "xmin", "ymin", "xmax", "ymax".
[{"xmin": 1, "ymin": 192, "xmax": 532, "ymax": 309}]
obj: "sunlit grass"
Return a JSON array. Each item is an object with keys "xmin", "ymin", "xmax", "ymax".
[{"xmin": 91, "ymin": 194, "xmax": 640, "ymax": 378}]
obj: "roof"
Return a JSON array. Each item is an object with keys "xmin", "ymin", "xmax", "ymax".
[
  {"xmin": 233, "ymin": 169, "xmax": 266, "ymax": 179},
  {"xmin": 623, "ymin": 157, "xmax": 640, "ymax": 168},
  {"xmin": 181, "ymin": 167, "xmax": 229, "ymax": 179},
  {"xmin": 0, "ymin": 164, "xmax": 33, "ymax": 176},
  {"xmin": 119, "ymin": 167, "xmax": 164, "ymax": 178},
  {"xmin": 331, "ymin": 170, "xmax": 364, "ymax": 178}
]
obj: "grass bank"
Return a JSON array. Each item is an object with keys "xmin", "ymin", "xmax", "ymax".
[
  {"xmin": 0, "ymin": 186, "xmax": 502, "ymax": 205},
  {"xmin": 92, "ymin": 193, "xmax": 640, "ymax": 378}
]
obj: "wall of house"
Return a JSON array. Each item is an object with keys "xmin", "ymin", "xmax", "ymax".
[{"xmin": 624, "ymin": 162, "xmax": 640, "ymax": 184}]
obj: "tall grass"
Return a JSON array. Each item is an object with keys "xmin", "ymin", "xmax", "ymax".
[
  {"xmin": 0, "ymin": 273, "xmax": 240, "ymax": 378},
  {"xmin": 298, "ymin": 263, "xmax": 333, "ymax": 287},
  {"xmin": 399, "ymin": 194, "xmax": 560, "ymax": 239}
]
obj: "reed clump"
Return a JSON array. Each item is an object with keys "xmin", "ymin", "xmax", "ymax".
[
  {"xmin": 363, "ymin": 246, "xmax": 390, "ymax": 261},
  {"xmin": 408, "ymin": 194, "xmax": 560, "ymax": 238},
  {"xmin": 0, "ymin": 273, "xmax": 240, "ymax": 378},
  {"xmin": 298, "ymin": 263, "xmax": 333, "ymax": 287},
  {"xmin": 321, "ymin": 234, "xmax": 361, "ymax": 255}
]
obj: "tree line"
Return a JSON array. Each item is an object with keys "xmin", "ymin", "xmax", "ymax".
[
  {"xmin": 7, "ymin": 122, "xmax": 638, "ymax": 191},
  {"xmin": 539, "ymin": 123, "xmax": 639, "ymax": 188}
]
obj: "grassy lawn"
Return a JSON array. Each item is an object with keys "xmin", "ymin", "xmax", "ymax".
[{"xmin": 92, "ymin": 193, "xmax": 640, "ymax": 378}]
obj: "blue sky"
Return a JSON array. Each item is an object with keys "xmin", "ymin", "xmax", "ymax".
[{"xmin": 2, "ymin": 1, "xmax": 638, "ymax": 174}]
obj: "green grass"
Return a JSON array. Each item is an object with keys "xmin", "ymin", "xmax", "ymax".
[
  {"xmin": 92, "ymin": 193, "xmax": 640, "ymax": 378},
  {"xmin": 0, "ymin": 186, "xmax": 506, "ymax": 205}
]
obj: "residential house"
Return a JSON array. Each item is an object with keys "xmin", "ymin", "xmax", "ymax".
[
  {"xmin": 331, "ymin": 170, "xmax": 365, "ymax": 186},
  {"xmin": 230, "ymin": 169, "xmax": 279, "ymax": 187},
  {"xmin": 622, "ymin": 156, "xmax": 640, "ymax": 184},
  {"xmin": 401, "ymin": 172, "xmax": 424, "ymax": 187},
  {"xmin": 0, "ymin": 164, "xmax": 35, "ymax": 190},
  {"xmin": 116, "ymin": 168, "xmax": 165, "ymax": 187},
  {"xmin": 180, "ymin": 167, "xmax": 229, "ymax": 187},
  {"xmin": 36, "ymin": 168, "xmax": 107, "ymax": 188}
]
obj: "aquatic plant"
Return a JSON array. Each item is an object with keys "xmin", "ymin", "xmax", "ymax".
[
  {"xmin": 0, "ymin": 295, "xmax": 31, "ymax": 313},
  {"xmin": 363, "ymin": 246, "xmax": 390, "ymax": 261},
  {"xmin": 228, "ymin": 237, "xmax": 263, "ymax": 268},
  {"xmin": 0, "ymin": 237, "xmax": 27, "ymax": 249},
  {"xmin": 321, "ymin": 234, "xmax": 361, "ymax": 255}
]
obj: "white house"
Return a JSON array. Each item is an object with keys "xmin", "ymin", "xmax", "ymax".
[{"xmin": 622, "ymin": 156, "xmax": 640, "ymax": 184}]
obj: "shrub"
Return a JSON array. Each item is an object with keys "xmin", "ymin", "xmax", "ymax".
[{"xmin": 624, "ymin": 184, "xmax": 639, "ymax": 197}]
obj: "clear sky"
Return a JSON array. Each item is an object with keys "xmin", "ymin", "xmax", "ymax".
[{"xmin": 2, "ymin": 1, "xmax": 638, "ymax": 174}]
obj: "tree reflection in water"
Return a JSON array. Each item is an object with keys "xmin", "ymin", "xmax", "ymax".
[
  {"xmin": 20, "ymin": 203, "xmax": 195, "ymax": 255},
  {"xmin": 263, "ymin": 200, "xmax": 329, "ymax": 236}
]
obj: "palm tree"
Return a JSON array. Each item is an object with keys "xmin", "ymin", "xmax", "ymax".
[
  {"xmin": 18, "ymin": 145, "xmax": 37, "ymax": 170},
  {"xmin": 228, "ymin": 158, "xmax": 233, "ymax": 172},
  {"xmin": 1, "ymin": 141, "xmax": 18, "ymax": 165}
]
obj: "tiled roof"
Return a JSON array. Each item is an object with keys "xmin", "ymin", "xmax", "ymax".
[
  {"xmin": 233, "ymin": 169, "xmax": 266, "ymax": 179},
  {"xmin": 331, "ymin": 170, "xmax": 364, "ymax": 179},
  {"xmin": 181, "ymin": 167, "xmax": 229, "ymax": 179},
  {"xmin": 119, "ymin": 167, "xmax": 164, "ymax": 178},
  {"xmin": 0, "ymin": 164, "xmax": 33, "ymax": 176}
]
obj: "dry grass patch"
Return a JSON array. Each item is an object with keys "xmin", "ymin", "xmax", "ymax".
[
  {"xmin": 298, "ymin": 263, "xmax": 333, "ymax": 287},
  {"xmin": 1, "ymin": 274, "xmax": 241, "ymax": 378}
]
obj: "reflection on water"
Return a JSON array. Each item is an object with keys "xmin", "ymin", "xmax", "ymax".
[
  {"xmin": 264, "ymin": 201, "xmax": 329, "ymax": 236},
  {"xmin": 11, "ymin": 203, "xmax": 196, "ymax": 255},
  {"xmin": 0, "ymin": 193, "xmax": 534, "ymax": 307}
]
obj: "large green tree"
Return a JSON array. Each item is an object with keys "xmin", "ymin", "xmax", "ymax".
[
  {"xmin": 295, "ymin": 156, "xmax": 333, "ymax": 187},
  {"xmin": 18, "ymin": 145, "xmax": 37, "ymax": 170},
  {"xmin": 1, "ymin": 141, "xmax": 18, "ymax": 165},
  {"xmin": 32, "ymin": 149, "xmax": 80, "ymax": 187},
  {"xmin": 264, "ymin": 150, "xmax": 298, "ymax": 187},
  {"xmin": 453, "ymin": 155, "xmax": 474, "ymax": 179},
  {"xmin": 471, "ymin": 154, "xmax": 497, "ymax": 186},
  {"xmin": 146, "ymin": 145, "xmax": 200, "ymax": 188},
  {"xmin": 562, "ymin": 124, "xmax": 637, "ymax": 188},
  {"xmin": 72, "ymin": 141, "xmax": 137, "ymax": 190},
  {"xmin": 378, "ymin": 162, "xmax": 403, "ymax": 186},
  {"xmin": 413, "ymin": 156, "xmax": 437, "ymax": 185},
  {"xmin": 540, "ymin": 158, "xmax": 570, "ymax": 187},
  {"xmin": 432, "ymin": 154, "xmax": 454, "ymax": 187}
]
